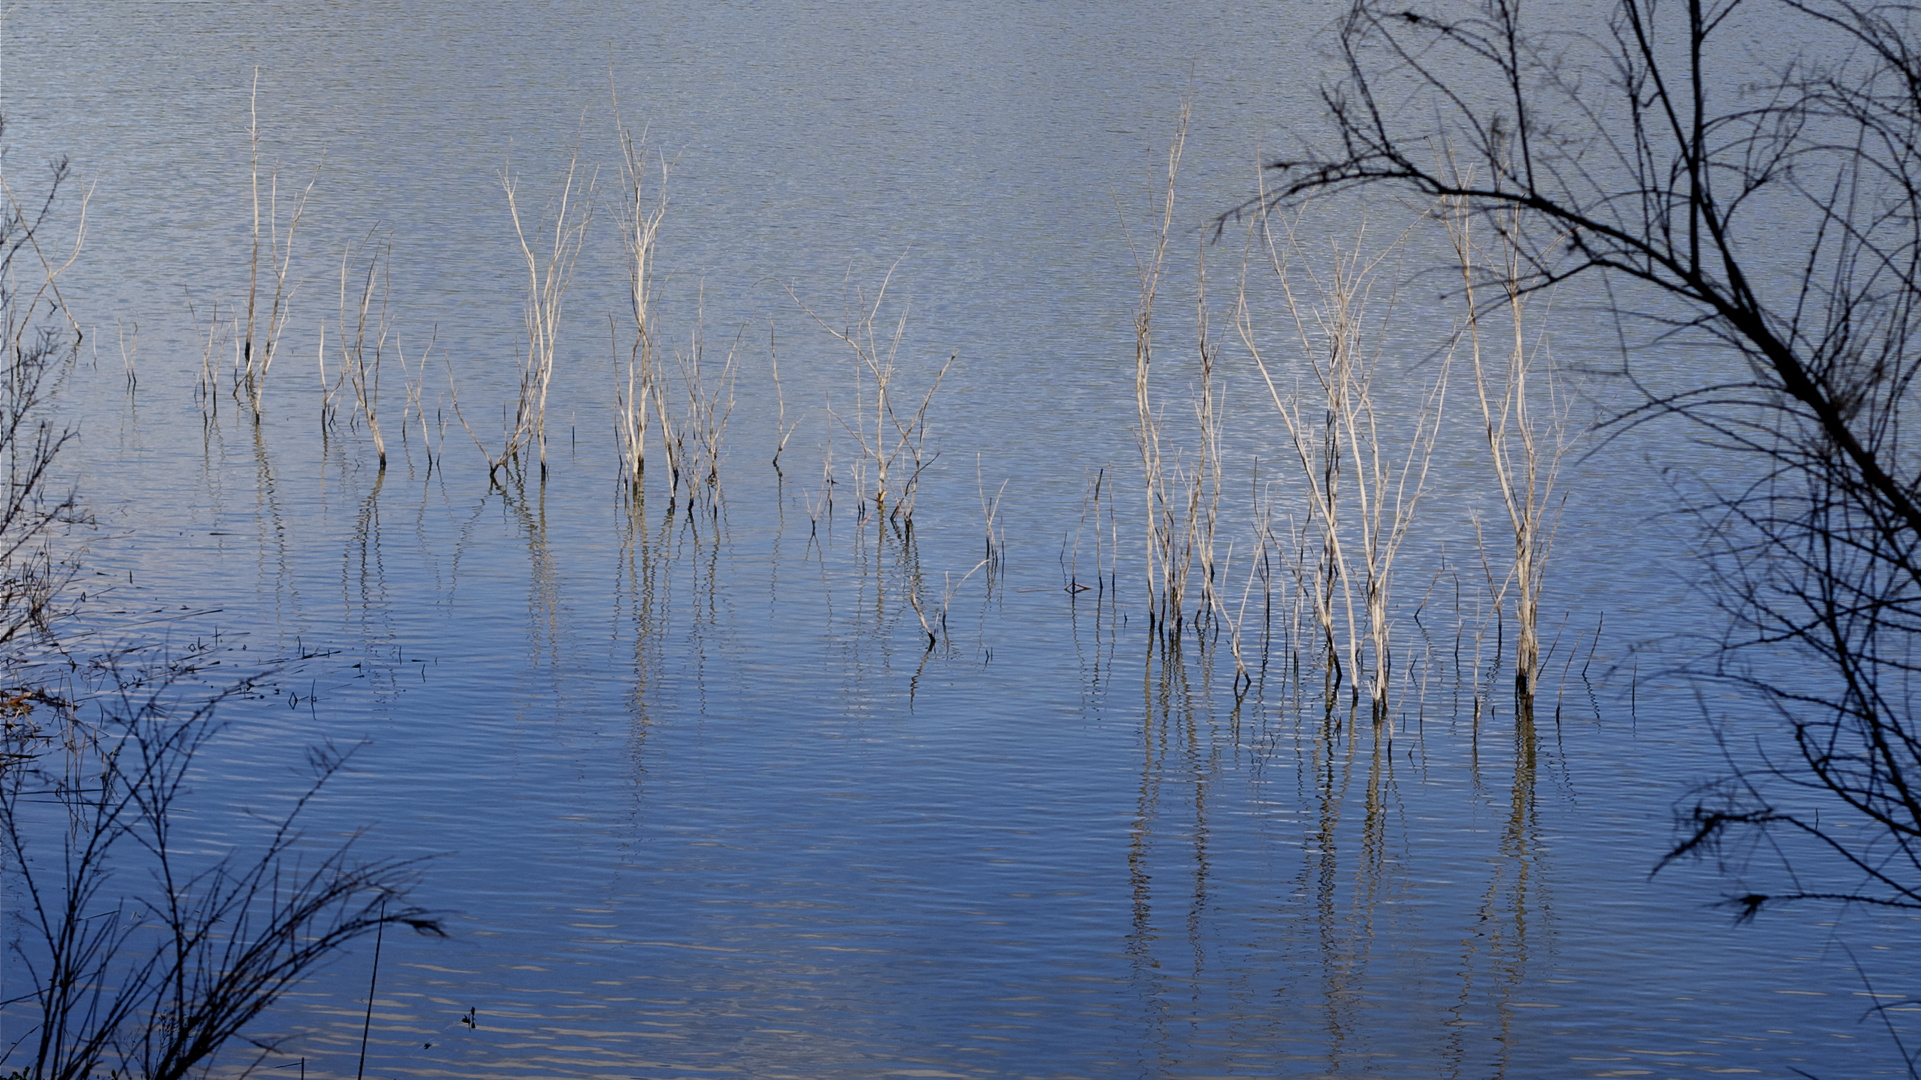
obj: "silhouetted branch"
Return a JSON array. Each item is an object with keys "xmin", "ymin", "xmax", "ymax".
[{"xmin": 1267, "ymin": 0, "xmax": 1921, "ymax": 915}]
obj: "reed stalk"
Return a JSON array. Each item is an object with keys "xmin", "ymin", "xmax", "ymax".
[
  {"xmin": 235, "ymin": 69, "xmax": 317, "ymax": 419},
  {"xmin": 1192, "ymin": 235, "xmax": 1226, "ymax": 622},
  {"xmin": 494, "ymin": 146, "xmax": 593, "ymax": 482},
  {"xmin": 1067, "ymin": 468, "xmax": 1103, "ymax": 595},
  {"xmin": 189, "ymin": 295, "xmax": 225, "ymax": 410},
  {"xmin": 116, "ymin": 317, "xmax": 137, "ymax": 394},
  {"xmin": 977, "ymin": 460, "xmax": 1008, "ymax": 585},
  {"xmin": 771, "ymin": 326, "xmax": 800, "ymax": 474},
  {"xmin": 802, "ymin": 452, "xmax": 837, "ymax": 536},
  {"xmin": 0, "ymin": 169, "xmax": 89, "ymax": 362},
  {"xmin": 1126, "ymin": 105, "xmax": 1227, "ymax": 638},
  {"xmin": 1219, "ymin": 479, "xmax": 1285, "ymax": 694},
  {"xmin": 663, "ymin": 287, "xmax": 739, "ymax": 502},
  {"xmin": 1443, "ymin": 197, "xmax": 1567, "ymax": 707},
  {"xmin": 614, "ymin": 111, "xmax": 668, "ymax": 486},
  {"xmin": 797, "ymin": 262, "xmax": 953, "ymax": 528},
  {"xmin": 336, "ymin": 232, "xmax": 393, "ymax": 468},
  {"xmin": 394, "ymin": 320, "xmax": 440, "ymax": 472},
  {"xmin": 1129, "ymin": 107, "xmax": 1183, "ymax": 631},
  {"xmin": 1241, "ymin": 204, "xmax": 1447, "ymax": 710},
  {"xmin": 908, "ymin": 554, "xmax": 992, "ymax": 650}
]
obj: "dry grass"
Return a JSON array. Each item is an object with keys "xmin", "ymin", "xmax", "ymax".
[
  {"xmin": 489, "ymin": 144, "xmax": 594, "ymax": 482},
  {"xmin": 1239, "ymin": 203, "xmax": 1448, "ymax": 711},
  {"xmin": 613, "ymin": 108, "xmax": 669, "ymax": 487},
  {"xmin": 330, "ymin": 231, "xmax": 394, "ymax": 467},
  {"xmin": 234, "ymin": 71, "xmax": 318, "ymax": 419},
  {"xmin": 796, "ymin": 260, "xmax": 954, "ymax": 530},
  {"xmin": 660, "ymin": 287, "xmax": 740, "ymax": 504},
  {"xmin": 1126, "ymin": 103, "xmax": 1238, "ymax": 642},
  {"xmin": 1126, "ymin": 103, "xmax": 1228, "ymax": 636},
  {"xmin": 771, "ymin": 325, "xmax": 801, "ymax": 474},
  {"xmin": 1443, "ymin": 194, "xmax": 1568, "ymax": 708}
]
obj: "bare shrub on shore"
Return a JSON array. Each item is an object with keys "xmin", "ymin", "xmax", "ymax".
[
  {"xmin": 0, "ymin": 127, "xmax": 439, "ymax": 1080},
  {"xmin": 0, "ymin": 126, "xmax": 84, "ymax": 655},
  {"xmin": 1, "ymin": 670, "xmax": 440, "ymax": 1080}
]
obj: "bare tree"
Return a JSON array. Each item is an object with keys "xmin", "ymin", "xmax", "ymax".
[{"xmin": 1256, "ymin": 0, "xmax": 1921, "ymax": 913}]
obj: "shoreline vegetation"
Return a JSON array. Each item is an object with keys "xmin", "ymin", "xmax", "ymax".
[{"xmin": 0, "ymin": 119, "xmax": 442, "ymax": 1080}]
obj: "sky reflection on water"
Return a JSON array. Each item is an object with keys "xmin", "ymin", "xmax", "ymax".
[{"xmin": 6, "ymin": 1, "xmax": 1921, "ymax": 1076}]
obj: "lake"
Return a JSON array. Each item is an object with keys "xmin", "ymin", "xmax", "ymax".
[{"xmin": 4, "ymin": 1, "xmax": 1918, "ymax": 1076}]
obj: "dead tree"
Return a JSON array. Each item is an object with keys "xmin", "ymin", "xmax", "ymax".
[{"xmin": 1252, "ymin": 0, "xmax": 1921, "ymax": 914}]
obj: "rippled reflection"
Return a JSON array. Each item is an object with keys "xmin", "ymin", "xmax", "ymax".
[{"xmin": 6, "ymin": 0, "xmax": 1915, "ymax": 1074}]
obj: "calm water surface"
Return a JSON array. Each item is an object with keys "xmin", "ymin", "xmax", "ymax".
[{"xmin": 5, "ymin": 2, "xmax": 1919, "ymax": 1077}]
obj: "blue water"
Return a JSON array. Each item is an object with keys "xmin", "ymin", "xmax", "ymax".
[{"xmin": 4, "ymin": 2, "xmax": 1918, "ymax": 1077}]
